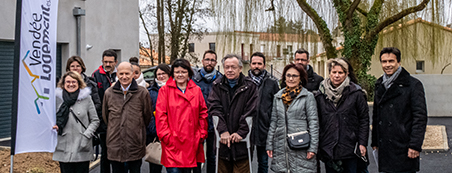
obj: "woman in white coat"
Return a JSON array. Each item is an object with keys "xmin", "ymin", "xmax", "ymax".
[{"xmin": 52, "ymin": 71, "xmax": 99, "ymax": 173}]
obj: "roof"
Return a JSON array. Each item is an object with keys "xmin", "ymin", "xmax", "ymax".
[{"xmin": 233, "ymin": 31, "xmax": 321, "ymax": 43}]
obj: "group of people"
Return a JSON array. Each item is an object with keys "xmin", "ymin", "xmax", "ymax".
[{"xmin": 52, "ymin": 47, "xmax": 427, "ymax": 173}]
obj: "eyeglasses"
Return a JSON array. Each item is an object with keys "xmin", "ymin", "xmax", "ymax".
[
  {"xmin": 156, "ymin": 73, "xmax": 167, "ymax": 77},
  {"xmin": 224, "ymin": 65, "xmax": 239, "ymax": 70},
  {"xmin": 103, "ymin": 60, "xmax": 115, "ymax": 64},
  {"xmin": 203, "ymin": 58, "xmax": 216, "ymax": 63},
  {"xmin": 285, "ymin": 74, "xmax": 300, "ymax": 79},
  {"xmin": 65, "ymin": 80, "xmax": 78, "ymax": 84}
]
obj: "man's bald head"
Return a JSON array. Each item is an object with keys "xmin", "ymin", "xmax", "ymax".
[
  {"xmin": 117, "ymin": 62, "xmax": 134, "ymax": 88},
  {"xmin": 117, "ymin": 62, "xmax": 134, "ymax": 72}
]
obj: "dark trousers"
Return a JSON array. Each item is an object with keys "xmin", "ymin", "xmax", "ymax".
[
  {"xmin": 100, "ymin": 133, "xmax": 110, "ymax": 173},
  {"xmin": 149, "ymin": 162, "xmax": 163, "ymax": 173},
  {"xmin": 59, "ymin": 161, "xmax": 89, "ymax": 173},
  {"xmin": 166, "ymin": 167, "xmax": 195, "ymax": 173},
  {"xmin": 206, "ymin": 131, "xmax": 216, "ymax": 173},
  {"xmin": 256, "ymin": 145, "xmax": 268, "ymax": 173},
  {"xmin": 325, "ymin": 158, "xmax": 357, "ymax": 173},
  {"xmin": 111, "ymin": 159, "xmax": 142, "ymax": 173},
  {"xmin": 218, "ymin": 158, "xmax": 250, "ymax": 173},
  {"xmin": 193, "ymin": 162, "xmax": 202, "ymax": 173}
]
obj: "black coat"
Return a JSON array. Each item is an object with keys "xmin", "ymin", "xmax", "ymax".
[
  {"xmin": 92, "ymin": 65, "xmax": 116, "ymax": 133},
  {"xmin": 249, "ymin": 72, "xmax": 280, "ymax": 147},
  {"xmin": 281, "ymin": 65, "xmax": 323, "ymax": 92},
  {"xmin": 315, "ymin": 82, "xmax": 369, "ymax": 161},
  {"xmin": 371, "ymin": 67, "xmax": 427, "ymax": 172},
  {"xmin": 208, "ymin": 73, "xmax": 258, "ymax": 161}
]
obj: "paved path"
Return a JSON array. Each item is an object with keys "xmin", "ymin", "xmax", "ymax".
[{"xmin": 90, "ymin": 117, "xmax": 452, "ymax": 173}]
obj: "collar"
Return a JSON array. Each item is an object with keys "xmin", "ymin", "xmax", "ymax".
[
  {"xmin": 102, "ymin": 66, "xmax": 117, "ymax": 75},
  {"xmin": 113, "ymin": 78, "xmax": 138, "ymax": 93},
  {"xmin": 121, "ymin": 83, "xmax": 132, "ymax": 92}
]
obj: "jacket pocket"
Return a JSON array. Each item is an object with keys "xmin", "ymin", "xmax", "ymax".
[{"xmin": 79, "ymin": 134, "xmax": 91, "ymax": 152}]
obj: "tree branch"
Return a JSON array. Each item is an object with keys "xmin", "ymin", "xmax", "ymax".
[
  {"xmin": 139, "ymin": 10, "xmax": 154, "ymax": 66},
  {"xmin": 369, "ymin": 0, "xmax": 430, "ymax": 38},
  {"xmin": 296, "ymin": 0, "xmax": 337, "ymax": 59},
  {"xmin": 347, "ymin": 0, "xmax": 361, "ymax": 21},
  {"xmin": 356, "ymin": 7, "xmax": 367, "ymax": 16}
]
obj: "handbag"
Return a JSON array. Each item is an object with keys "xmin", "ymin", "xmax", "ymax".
[
  {"xmin": 284, "ymin": 108, "xmax": 310, "ymax": 150},
  {"xmin": 145, "ymin": 138, "xmax": 162, "ymax": 165},
  {"xmin": 70, "ymin": 109, "xmax": 101, "ymax": 147}
]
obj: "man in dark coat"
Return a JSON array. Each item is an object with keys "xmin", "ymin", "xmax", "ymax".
[
  {"xmin": 248, "ymin": 52, "xmax": 279, "ymax": 173},
  {"xmin": 91, "ymin": 49, "xmax": 118, "ymax": 173},
  {"xmin": 103, "ymin": 62, "xmax": 152, "ymax": 173},
  {"xmin": 281, "ymin": 48, "xmax": 323, "ymax": 91},
  {"xmin": 193, "ymin": 50, "xmax": 223, "ymax": 173},
  {"xmin": 208, "ymin": 54, "xmax": 258, "ymax": 173},
  {"xmin": 372, "ymin": 47, "xmax": 427, "ymax": 173}
]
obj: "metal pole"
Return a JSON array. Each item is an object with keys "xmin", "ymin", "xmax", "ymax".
[
  {"xmin": 73, "ymin": 7, "xmax": 85, "ymax": 56},
  {"xmin": 271, "ymin": 64, "xmax": 273, "ymax": 76},
  {"xmin": 75, "ymin": 15, "xmax": 81, "ymax": 56},
  {"xmin": 11, "ymin": 0, "xmax": 23, "ymax": 172}
]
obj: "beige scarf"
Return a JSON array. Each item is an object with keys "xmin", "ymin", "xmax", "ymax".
[{"xmin": 320, "ymin": 76, "xmax": 350, "ymax": 106}]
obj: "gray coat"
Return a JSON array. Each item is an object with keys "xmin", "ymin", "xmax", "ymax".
[
  {"xmin": 53, "ymin": 87, "xmax": 100, "ymax": 162},
  {"xmin": 266, "ymin": 87, "xmax": 319, "ymax": 173}
]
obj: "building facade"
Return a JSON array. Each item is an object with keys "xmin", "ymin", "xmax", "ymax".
[{"xmin": 0, "ymin": 0, "xmax": 139, "ymax": 139}]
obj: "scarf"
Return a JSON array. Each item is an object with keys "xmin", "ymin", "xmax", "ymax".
[
  {"xmin": 155, "ymin": 78, "xmax": 166, "ymax": 87},
  {"xmin": 320, "ymin": 76, "xmax": 350, "ymax": 106},
  {"xmin": 248, "ymin": 69, "xmax": 267, "ymax": 86},
  {"xmin": 281, "ymin": 84, "xmax": 302, "ymax": 106},
  {"xmin": 382, "ymin": 66, "xmax": 402, "ymax": 89},
  {"xmin": 56, "ymin": 89, "xmax": 79, "ymax": 135},
  {"xmin": 201, "ymin": 68, "xmax": 218, "ymax": 82},
  {"xmin": 227, "ymin": 78, "xmax": 238, "ymax": 88},
  {"xmin": 135, "ymin": 73, "xmax": 147, "ymax": 88}
]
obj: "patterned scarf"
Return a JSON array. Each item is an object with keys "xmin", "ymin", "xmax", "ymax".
[
  {"xmin": 281, "ymin": 84, "xmax": 302, "ymax": 106},
  {"xmin": 319, "ymin": 77, "xmax": 350, "ymax": 106},
  {"xmin": 382, "ymin": 66, "xmax": 402, "ymax": 89},
  {"xmin": 248, "ymin": 69, "xmax": 267, "ymax": 86}
]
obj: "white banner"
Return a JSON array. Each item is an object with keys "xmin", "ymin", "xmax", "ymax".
[{"xmin": 15, "ymin": 0, "xmax": 59, "ymax": 154}]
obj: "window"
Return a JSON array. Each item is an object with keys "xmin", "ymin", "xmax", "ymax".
[
  {"xmin": 416, "ymin": 61, "xmax": 424, "ymax": 73},
  {"xmin": 189, "ymin": 43, "xmax": 195, "ymax": 53},
  {"xmin": 209, "ymin": 43, "xmax": 215, "ymax": 52}
]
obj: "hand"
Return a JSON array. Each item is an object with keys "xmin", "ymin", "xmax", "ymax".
[
  {"xmin": 267, "ymin": 150, "xmax": 273, "ymax": 158},
  {"xmin": 307, "ymin": 152, "xmax": 315, "ymax": 159},
  {"xmin": 220, "ymin": 132, "xmax": 231, "ymax": 148},
  {"xmin": 359, "ymin": 145, "xmax": 367, "ymax": 157},
  {"xmin": 372, "ymin": 146, "xmax": 378, "ymax": 150},
  {"xmin": 408, "ymin": 148, "xmax": 420, "ymax": 158},
  {"xmin": 230, "ymin": 133, "xmax": 243, "ymax": 143},
  {"xmin": 52, "ymin": 125, "xmax": 58, "ymax": 131}
]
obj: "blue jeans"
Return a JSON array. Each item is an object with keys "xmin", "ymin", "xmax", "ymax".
[
  {"xmin": 256, "ymin": 146, "xmax": 268, "ymax": 173},
  {"xmin": 166, "ymin": 167, "xmax": 194, "ymax": 173}
]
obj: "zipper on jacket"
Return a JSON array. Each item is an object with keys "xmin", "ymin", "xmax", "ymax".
[{"xmin": 284, "ymin": 110, "xmax": 290, "ymax": 173}]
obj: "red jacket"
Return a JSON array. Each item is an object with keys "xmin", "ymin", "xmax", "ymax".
[{"xmin": 156, "ymin": 77, "xmax": 208, "ymax": 167}]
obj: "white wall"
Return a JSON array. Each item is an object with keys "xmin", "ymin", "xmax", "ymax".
[
  {"xmin": 413, "ymin": 74, "xmax": 452, "ymax": 117},
  {"xmin": 0, "ymin": 0, "xmax": 140, "ymax": 76}
]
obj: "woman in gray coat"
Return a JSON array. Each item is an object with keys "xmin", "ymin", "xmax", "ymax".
[
  {"xmin": 52, "ymin": 71, "xmax": 100, "ymax": 173},
  {"xmin": 266, "ymin": 63, "xmax": 319, "ymax": 173}
]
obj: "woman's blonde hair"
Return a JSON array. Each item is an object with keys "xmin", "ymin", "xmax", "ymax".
[{"xmin": 57, "ymin": 71, "xmax": 86, "ymax": 89}]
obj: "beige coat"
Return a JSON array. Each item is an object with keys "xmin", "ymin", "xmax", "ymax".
[{"xmin": 102, "ymin": 79, "xmax": 152, "ymax": 162}]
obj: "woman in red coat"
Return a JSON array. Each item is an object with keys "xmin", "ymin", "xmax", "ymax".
[{"xmin": 156, "ymin": 58, "xmax": 208, "ymax": 173}]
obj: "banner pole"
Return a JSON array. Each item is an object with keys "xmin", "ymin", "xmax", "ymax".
[{"xmin": 11, "ymin": 0, "xmax": 23, "ymax": 171}]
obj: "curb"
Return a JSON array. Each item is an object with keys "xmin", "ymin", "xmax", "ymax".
[{"xmin": 423, "ymin": 125, "xmax": 449, "ymax": 152}]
